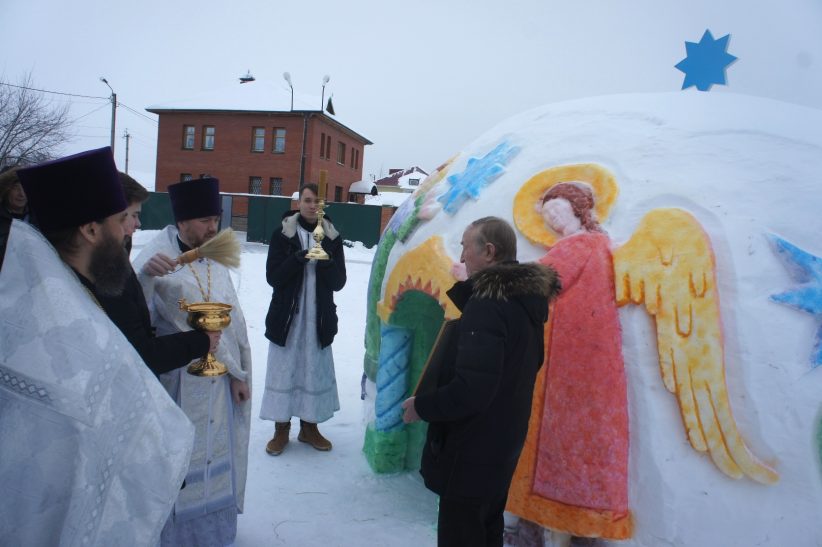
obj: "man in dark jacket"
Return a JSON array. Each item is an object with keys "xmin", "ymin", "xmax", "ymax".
[
  {"xmin": 260, "ymin": 183, "xmax": 347, "ymax": 455},
  {"xmin": 402, "ymin": 216, "xmax": 560, "ymax": 547},
  {"xmin": 0, "ymin": 166, "xmax": 30, "ymax": 271},
  {"xmin": 93, "ymin": 172, "xmax": 217, "ymax": 376}
]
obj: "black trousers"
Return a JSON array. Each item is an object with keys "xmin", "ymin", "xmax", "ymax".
[{"xmin": 437, "ymin": 491, "xmax": 508, "ymax": 547}]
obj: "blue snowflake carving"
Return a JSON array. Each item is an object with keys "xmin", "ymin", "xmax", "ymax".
[
  {"xmin": 437, "ymin": 141, "xmax": 519, "ymax": 215},
  {"xmin": 675, "ymin": 30, "xmax": 737, "ymax": 92},
  {"xmin": 768, "ymin": 234, "xmax": 822, "ymax": 368}
]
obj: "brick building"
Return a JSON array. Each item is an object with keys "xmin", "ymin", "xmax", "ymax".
[{"xmin": 146, "ymin": 80, "xmax": 372, "ymax": 214}]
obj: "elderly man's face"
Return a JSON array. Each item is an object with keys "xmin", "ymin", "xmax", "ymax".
[
  {"xmin": 178, "ymin": 216, "xmax": 219, "ymax": 248},
  {"xmin": 460, "ymin": 225, "xmax": 494, "ymax": 277}
]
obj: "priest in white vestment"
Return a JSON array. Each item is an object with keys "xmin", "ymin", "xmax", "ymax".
[
  {"xmin": 0, "ymin": 147, "xmax": 194, "ymax": 546},
  {"xmin": 133, "ymin": 177, "xmax": 252, "ymax": 547}
]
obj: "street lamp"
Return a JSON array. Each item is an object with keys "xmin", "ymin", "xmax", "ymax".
[
  {"xmin": 321, "ymin": 74, "xmax": 330, "ymax": 111},
  {"xmin": 99, "ymin": 77, "xmax": 117, "ymax": 154},
  {"xmin": 283, "ymin": 72, "xmax": 293, "ymax": 111}
]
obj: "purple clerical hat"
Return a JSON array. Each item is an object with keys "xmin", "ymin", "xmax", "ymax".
[
  {"xmin": 168, "ymin": 177, "xmax": 221, "ymax": 222},
  {"xmin": 18, "ymin": 147, "xmax": 126, "ymax": 232}
]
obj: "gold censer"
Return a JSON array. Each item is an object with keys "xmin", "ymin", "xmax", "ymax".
[{"xmin": 178, "ymin": 299, "xmax": 232, "ymax": 376}]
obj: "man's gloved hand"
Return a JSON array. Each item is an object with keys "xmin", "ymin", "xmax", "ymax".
[
  {"xmin": 317, "ymin": 256, "xmax": 334, "ymax": 268},
  {"xmin": 295, "ymin": 249, "xmax": 309, "ymax": 263}
]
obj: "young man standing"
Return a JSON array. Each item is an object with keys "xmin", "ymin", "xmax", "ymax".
[
  {"xmin": 260, "ymin": 183, "xmax": 347, "ymax": 455},
  {"xmin": 94, "ymin": 173, "xmax": 218, "ymax": 377}
]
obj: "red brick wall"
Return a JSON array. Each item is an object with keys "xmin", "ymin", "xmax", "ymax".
[
  {"xmin": 379, "ymin": 205, "xmax": 397, "ymax": 235},
  {"xmin": 153, "ymin": 111, "xmax": 367, "ymax": 216}
]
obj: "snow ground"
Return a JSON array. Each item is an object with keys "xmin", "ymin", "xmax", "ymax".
[{"xmin": 132, "ymin": 231, "xmax": 438, "ymax": 547}]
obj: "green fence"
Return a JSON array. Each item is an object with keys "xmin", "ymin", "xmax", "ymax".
[
  {"xmin": 141, "ymin": 192, "xmax": 174, "ymax": 230},
  {"xmin": 246, "ymin": 196, "xmax": 383, "ymax": 247},
  {"xmin": 143, "ymin": 192, "xmax": 386, "ymax": 248}
]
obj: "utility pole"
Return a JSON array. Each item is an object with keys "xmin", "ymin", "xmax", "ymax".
[
  {"xmin": 123, "ymin": 129, "xmax": 131, "ymax": 174},
  {"xmin": 100, "ymin": 77, "xmax": 117, "ymax": 155}
]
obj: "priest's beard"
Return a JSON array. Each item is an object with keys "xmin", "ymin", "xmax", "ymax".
[{"xmin": 90, "ymin": 231, "xmax": 132, "ymax": 297}]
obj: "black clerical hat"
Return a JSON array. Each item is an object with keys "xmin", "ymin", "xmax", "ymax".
[
  {"xmin": 18, "ymin": 147, "xmax": 126, "ymax": 231},
  {"xmin": 168, "ymin": 177, "xmax": 221, "ymax": 222}
]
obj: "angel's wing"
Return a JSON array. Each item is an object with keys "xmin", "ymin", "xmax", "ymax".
[{"xmin": 613, "ymin": 208, "xmax": 778, "ymax": 484}]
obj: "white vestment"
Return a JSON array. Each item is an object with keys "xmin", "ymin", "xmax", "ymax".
[
  {"xmin": 259, "ymin": 224, "xmax": 340, "ymax": 423},
  {"xmin": 0, "ymin": 220, "xmax": 194, "ymax": 546},
  {"xmin": 133, "ymin": 226, "xmax": 251, "ymax": 546}
]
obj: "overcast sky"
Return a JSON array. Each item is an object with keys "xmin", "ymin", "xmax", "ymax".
[{"xmin": 2, "ymin": 0, "xmax": 821, "ymax": 188}]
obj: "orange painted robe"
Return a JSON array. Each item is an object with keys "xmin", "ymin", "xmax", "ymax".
[{"xmin": 507, "ymin": 231, "xmax": 632, "ymax": 539}]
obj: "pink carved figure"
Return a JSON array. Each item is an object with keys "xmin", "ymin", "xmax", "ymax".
[{"xmin": 533, "ymin": 182, "xmax": 631, "ymax": 535}]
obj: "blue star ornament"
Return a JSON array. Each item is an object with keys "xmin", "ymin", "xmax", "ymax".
[
  {"xmin": 675, "ymin": 30, "xmax": 737, "ymax": 92},
  {"xmin": 768, "ymin": 234, "xmax": 822, "ymax": 368},
  {"xmin": 437, "ymin": 141, "xmax": 520, "ymax": 215}
]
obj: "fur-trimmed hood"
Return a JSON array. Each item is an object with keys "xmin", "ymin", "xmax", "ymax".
[
  {"xmin": 281, "ymin": 210, "xmax": 339, "ymax": 240},
  {"xmin": 447, "ymin": 261, "xmax": 560, "ymax": 326},
  {"xmin": 471, "ymin": 261, "xmax": 560, "ymax": 302}
]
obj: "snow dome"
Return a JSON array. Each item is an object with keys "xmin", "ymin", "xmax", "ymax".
[{"xmin": 361, "ymin": 91, "xmax": 822, "ymax": 546}]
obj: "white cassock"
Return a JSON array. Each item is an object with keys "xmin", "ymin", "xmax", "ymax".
[
  {"xmin": 0, "ymin": 220, "xmax": 195, "ymax": 546},
  {"xmin": 134, "ymin": 226, "xmax": 251, "ymax": 547}
]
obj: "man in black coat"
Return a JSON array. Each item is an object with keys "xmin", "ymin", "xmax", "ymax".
[
  {"xmin": 402, "ymin": 216, "xmax": 560, "ymax": 547},
  {"xmin": 93, "ymin": 172, "xmax": 217, "ymax": 376},
  {"xmin": 260, "ymin": 182, "xmax": 347, "ymax": 455}
]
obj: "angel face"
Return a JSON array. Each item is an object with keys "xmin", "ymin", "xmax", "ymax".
[{"xmin": 541, "ymin": 197, "xmax": 582, "ymax": 237}]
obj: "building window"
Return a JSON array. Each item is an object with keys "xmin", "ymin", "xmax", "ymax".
[
  {"xmin": 252, "ymin": 127, "xmax": 265, "ymax": 152},
  {"xmin": 350, "ymin": 148, "xmax": 355, "ymax": 168},
  {"xmin": 326, "ymin": 135, "xmax": 331, "ymax": 160},
  {"xmin": 320, "ymin": 132, "xmax": 326, "ymax": 158},
  {"xmin": 408, "ymin": 178, "xmax": 420, "ymax": 186},
  {"xmin": 202, "ymin": 126, "xmax": 215, "ymax": 150},
  {"xmin": 334, "ymin": 185, "xmax": 343, "ymax": 202},
  {"xmin": 270, "ymin": 177, "xmax": 283, "ymax": 195},
  {"xmin": 182, "ymin": 126, "xmax": 195, "ymax": 150},
  {"xmin": 272, "ymin": 128, "xmax": 286, "ymax": 153},
  {"xmin": 337, "ymin": 142, "xmax": 346, "ymax": 165},
  {"xmin": 354, "ymin": 149, "xmax": 360, "ymax": 169},
  {"xmin": 181, "ymin": 173, "xmax": 193, "ymax": 182},
  {"xmin": 249, "ymin": 176, "xmax": 263, "ymax": 194}
]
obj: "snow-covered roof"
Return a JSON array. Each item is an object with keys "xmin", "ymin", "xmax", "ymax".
[
  {"xmin": 349, "ymin": 180, "xmax": 376, "ymax": 194},
  {"xmin": 146, "ymin": 78, "xmax": 371, "ymax": 144},
  {"xmin": 148, "ymin": 79, "xmax": 321, "ymax": 113},
  {"xmin": 374, "ymin": 166, "xmax": 429, "ymax": 188}
]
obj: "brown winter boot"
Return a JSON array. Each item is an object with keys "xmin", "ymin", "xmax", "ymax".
[
  {"xmin": 265, "ymin": 422, "xmax": 291, "ymax": 456},
  {"xmin": 298, "ymin": 420, "xmax": 332, "ymax": 451}
]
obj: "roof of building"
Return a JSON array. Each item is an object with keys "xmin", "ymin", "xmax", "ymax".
[
  {"xmin": 349, "ymin": 180, "xmax": 377, "ymax": 194},
  {"xmin": 146, "ymin": 78, "xmax": 372, "ymax": 145},
  {"xmin": 374, "ymin": 166, "xmax": 429, "ymax": 188}
]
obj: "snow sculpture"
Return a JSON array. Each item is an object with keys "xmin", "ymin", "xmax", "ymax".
[{"xmin": 362, "ymin": 92, "xmax": 822, "ymax": 546}]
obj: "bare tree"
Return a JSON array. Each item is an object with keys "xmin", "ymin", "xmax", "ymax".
[{"xmin": 0, "ymin": 74, "xmax": 72, "ymax": 169}]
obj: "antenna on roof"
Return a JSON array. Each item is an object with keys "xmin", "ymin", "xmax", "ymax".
[{"xmin": 239, "ymin": 70, "xmax": 255, "ymax": 84}]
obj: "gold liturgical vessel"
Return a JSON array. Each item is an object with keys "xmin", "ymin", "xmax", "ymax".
[
  {"xmin": 179, "ymin": 299, "xmax": 232, "ymax": 376},
  {"xmin": 305, "ymin": 170, "xmax": 330, "ymax": 261}
]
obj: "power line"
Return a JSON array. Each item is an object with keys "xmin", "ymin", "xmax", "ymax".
[
  {"xmin": 119, "ymin": 102, "xmax": 158, "ymax": 124},
  {"xmin": 0, "ymin": 81, "xmax": 108, "ymax": 101},
  {"xmin": 70, "ymin": 103, "xmax": 111, "ymax": 124}
]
